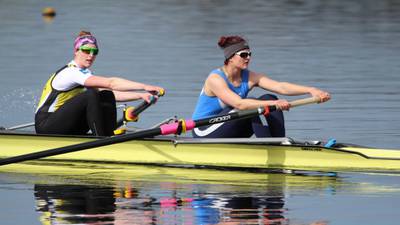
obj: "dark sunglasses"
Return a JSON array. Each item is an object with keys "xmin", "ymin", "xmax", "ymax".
[
  {"xmin": 79, "ymin": 46, "xmax": 99, "ymax": 55},
  {"xmin": 235, "ymin": 50, "xmax": 252, "ymax": 59}
]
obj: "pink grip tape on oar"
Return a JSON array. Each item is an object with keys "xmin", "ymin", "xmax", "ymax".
[{"xmin": 160, "ymin": 120, "xmax": 196, "ymax": 135}]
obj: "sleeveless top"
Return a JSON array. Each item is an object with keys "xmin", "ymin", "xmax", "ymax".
[
  {"xmin": 192, "ymin": 68, "xmax": 250, "ymax": 120},
  {"xmin": 36, "ymin": 61, "xmax": 91, "ymax": 113}
]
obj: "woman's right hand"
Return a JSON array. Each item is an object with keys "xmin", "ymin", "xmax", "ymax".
[
  {"xmin": 273, "ymin": 99, "xmax": 291, "ymax": 111},
  {"xmin": 138, "ymin": 92, "xmax": 157, "ymax": 103}
]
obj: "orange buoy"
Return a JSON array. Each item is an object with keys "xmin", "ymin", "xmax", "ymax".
[{"xmin": 42, "ymin": 7, "xmax": 56, "ymax": 17}]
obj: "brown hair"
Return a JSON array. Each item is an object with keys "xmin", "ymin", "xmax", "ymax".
[
  {"xmin": 218, "ymin": 36, "xmax": 246, "ymax": 48},
  {"xmin": 78, "ymin": 30, "xmax": 92, "ymax": 37},
  {"xmin": 218, "ymin": 36, "xmax": 247, "ymax": 64}
]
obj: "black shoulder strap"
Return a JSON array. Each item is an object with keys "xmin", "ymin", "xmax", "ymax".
[{"xmin": 37, "ymin": 65, "xmax": 69, "ymax": 113}]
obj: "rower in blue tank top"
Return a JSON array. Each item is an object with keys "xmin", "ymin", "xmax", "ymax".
[
  {"xmin": 192, "ymin": 35, "xmax": 331, "ymax": 138},
  {"xmin": 192, "ymin": 68, "xmax": 250, "ymax": 120}
]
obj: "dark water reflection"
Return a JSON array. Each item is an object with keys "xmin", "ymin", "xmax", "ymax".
[
  {"xmin": 32, "ymin": 179, "xmax": 309, "ymax": 224},
  {"xmin": 35, "ymin": 185, "xmax": 116, "ymax": 224}
]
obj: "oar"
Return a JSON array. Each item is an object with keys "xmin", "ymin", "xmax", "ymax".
[
  {"xmin": 0, "ymin": 97, "xmax": 319, "ymax": 166},
  {"xmin": 116, "ymin": 89, "xmax": 165, "ymax": 128},
  {"xmin": 2, "ymin": 122, "xmax": 35, "ymax": 131}
]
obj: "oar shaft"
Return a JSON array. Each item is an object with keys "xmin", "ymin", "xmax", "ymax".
[
  {"xmin": 0, "ymin": 127, "xmax": 162, "ymax": 166},
  {"xmin": 6, "ymin": 122, "xmax": 35, "ymax": 130},
  {"xmin": 129, "ymin": 95, "xmax": 157, "ymax": 117},
  {"xmin": 0, "ymin": 96, "xmax": 319, "ymax": 166},
  {"xmin": 193, "ymin": 108, "xmax": 265, "ymax": 128},
  {"xmin": 117, "ymin": 90, "xmax": 165, "ymax": 126},
  {"xmin": 0, "ymin": 108, "xmax": 264, "ymax": 165},
  {"xmin": 159, "ymin": 108, "xmax": 267, "ymax": 135}
]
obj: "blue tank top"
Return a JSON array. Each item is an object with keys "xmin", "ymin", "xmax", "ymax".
[{"xmin": 192, "ymin": 68, "xmax": 250, "ymax": 120}]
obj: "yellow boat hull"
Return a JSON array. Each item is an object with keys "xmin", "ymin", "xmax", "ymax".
[{"xmin": 1, "ymin": 132, "xmax": 400, "ymax": 172}]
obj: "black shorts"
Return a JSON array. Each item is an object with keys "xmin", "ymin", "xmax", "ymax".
[{"xmin": 35, "ymin": 89, "xmax": 116, "ymax": 136}]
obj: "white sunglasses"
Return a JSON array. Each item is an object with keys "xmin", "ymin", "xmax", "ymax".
[{"xmin": 235, "ymin": 50, "xmax": 252, "ymax": 59}]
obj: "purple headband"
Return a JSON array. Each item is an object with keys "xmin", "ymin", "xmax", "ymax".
[
  {"xmin": 223, "ymin": 41, "xmax": 250, "ymax": 59},
  {"xmin": 74, "ymin": 35, "xmax": 98, "ymax": 50}
]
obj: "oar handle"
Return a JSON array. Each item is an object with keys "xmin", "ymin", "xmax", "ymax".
[
  {"xmin": 121, "ymin": 89, "xmax": 165, "ymax": 123},
  {"xmin": 289, "ymin": 96, "xmax": 320, "ymax": 108},
  {"xmin": 272, "ymin": 97, "xmax": 320, "ymax": 111},
  {"xmin": 157, "ymin": 88, "xmax": 165, "ymax": 97}
]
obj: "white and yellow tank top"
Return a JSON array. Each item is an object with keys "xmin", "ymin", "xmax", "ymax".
[{"xmin": 36, "ymin": 61, "xmax": 92, "ymax": 113}]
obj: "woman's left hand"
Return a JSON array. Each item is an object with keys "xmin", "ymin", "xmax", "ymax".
[
  {"xmin": 144, "ymin": 85, "xmax": 165, "ymax": 96},
  {"xmin": 309, "ymin": 88, "xmax": 331, "ymax": 103}
]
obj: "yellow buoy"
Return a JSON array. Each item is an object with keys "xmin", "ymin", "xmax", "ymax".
[
  {"xmin": 42, "ymin": 7, "xmax": 56, "ymax": 17},
  {"xmin": 42, "ymin": 7, "xmax": 56, "ymax": 23}
]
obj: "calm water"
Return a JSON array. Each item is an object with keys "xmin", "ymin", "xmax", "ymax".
[
  {"xmin": 1, "ymin": 0, "xmax": 400, "ymax": 224},
  {"xmin": 2, "ymin": 163, "xmax": 400, "ymax": 225}
]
